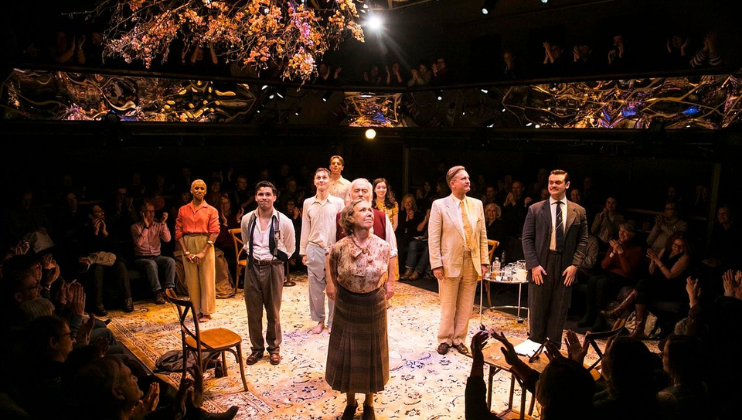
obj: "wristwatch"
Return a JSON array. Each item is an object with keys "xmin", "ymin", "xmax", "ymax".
[
  {"xmin": 207, "ymin": 240, "xmax": 214, "ymax": 245},
  {"xmin": 184, "ymin": 251, "xmax": 191, "ymax": 255}
]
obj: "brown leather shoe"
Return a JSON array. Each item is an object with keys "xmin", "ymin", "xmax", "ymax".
[
  {"xmin": 154, "ymin": 291, "xmax": 166, "ymax": 305},
  {"xmin": 246, "ymin": 351, "xmax": 263, "ymax": 365},
  {"xmin": 453, "ymin": 343, "xmax": 470, "ymax": 355},
  {"xmin": 408, "ymin": 271, "xmax": 420, "ymax": 281},
  {"xmin": 401, "ymin": 268, "xmax": 414, "ymax": 280},
  {"xmin": 269, "ymin": 352, "xmax": 281, "ymax": 365},
  {"xmin": 437, "ymin": 342, "xmax": 450, "ymax": 355}
]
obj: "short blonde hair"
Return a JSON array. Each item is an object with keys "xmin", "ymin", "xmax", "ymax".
[
  {"xmin": 340, "ymin": 198, "xmax": 367, "ymax": 235},
  {"xmin": 446, "ymin": 165, "xmax": 466, "ymax": 186}
]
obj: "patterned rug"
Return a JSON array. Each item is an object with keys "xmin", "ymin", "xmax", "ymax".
[{"xmin": 107, "ymin": 273, "xmax": 597, "ymax": 419}]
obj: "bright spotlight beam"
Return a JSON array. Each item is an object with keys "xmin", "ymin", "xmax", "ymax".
[{"xmin": 366, "ymin": 16, "xmax": 383, "ymax": 31}]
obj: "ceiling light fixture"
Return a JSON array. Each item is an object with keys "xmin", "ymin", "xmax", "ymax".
[
  {"xmin": 481, "ymin": 0, "xmax": 498, "ymax": 15},
  {"xmin": 365, "ymin": 128, "xmax": 376, "ymax": 140}
]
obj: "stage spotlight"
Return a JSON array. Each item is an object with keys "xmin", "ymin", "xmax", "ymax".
[
  {"xmin": 261, "ymin": 85, "xmax": 268, "ymax": 91},
  {"xmin": 322, "ymin": 90, "xmax": 332, "ymax": 102},
  {"xmin": 269, "ymin": 93, "xmax": 275, "ymax": 100},
  {"xmin": 295, "ymin": 106, "xmax": 302, "ymax": 116},
  {"xmin": 367, "ymin": 15, "xmax": 383, "ymax": 31},
  {"xmin": 481, "ymin": 0, "xmax": 498, "ymax": 15},
  {"xmin": 276, "ymin": 86, "xmax": 286, "ymax": 99},
  {"xmin": 437, "ymin": 90, "xmax": 443, "ymax": 101},
  {"xmin": 365, "ymin": 128, "xmax": 377, "ymax": 140},
  {"xmin": 480, "ymin": 88, "xmax": 488, "ymax": 94},
  {"xmin": 541, "ymin": 0, "xmax": 548, "ymax": 3}
]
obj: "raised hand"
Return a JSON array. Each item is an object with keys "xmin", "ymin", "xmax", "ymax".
[
  {"xmin": 722, "ymin": 269, "xmax": 740, "ymax": 297},
  {"xmin": 70, "ymin": 281, "xmax": 86, "ymax": 315},
  {"xmin": 544, "ymin": 340, "xmax": 564, "ymax": 362},
  {"xmin": 686, "ymin": 277, "xmax": 701, "ymax": 307},
  {"xmin": 160, "ymin": 212, "xmax": 169, "ymax": 225},
  {"xmin": 76, "ymin": 312, "xmax": 95, "ymax": 346},
  {"xmin": 489, "ymin": 330, "xmax": 519, "ymax": 365},
  {"xmin": 564, "ymin": 330, "xmax": 589, "ymax": 364}
]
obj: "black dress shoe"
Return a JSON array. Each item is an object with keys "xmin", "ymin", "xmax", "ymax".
[
  {"xmin": 341, "ymin": 404, "xmax": 357, "ymax": 420},
  {"xmin": 123, "ymin": 298, "xmax": 134, "ymax": 313},
  {"xmin": 93, "ymin": 305, "xmax": 108, "ymax": 317},
  {"xmin": 453, "ymin": 343, "xmax": 469, "ymax": 355},
  {"xmin": 437, "ymin": 342, "xmax": 450, "ymax": 355},
  {"xmin": 246, "ymin": 351, "xmax": 263, "ymax": 365},
  {"xmin": 362, "ymin": 405, "xmax": 375, "ymax": 420}
]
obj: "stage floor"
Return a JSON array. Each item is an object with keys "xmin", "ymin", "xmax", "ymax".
[{"xmin": 106, "ymin": 273, "xmax": 568, "ymax": 419}]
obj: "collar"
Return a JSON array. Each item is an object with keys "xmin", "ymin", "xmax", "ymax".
[
  {"xmin": 450, "ymin": 194, "xmax": 466, "ymax": 206},
  {"xmin": 549, "ymin": 197, "xmax": 567, "ymax": 206}
]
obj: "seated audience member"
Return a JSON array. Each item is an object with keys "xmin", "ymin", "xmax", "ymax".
[
  {"xmin": 285, "ymin": 199, "xmax": 303, "ymax": 268},
  {"xmin": 484, "ymin": 203, "xmax": 504, "ymax": 248},
  {"xmin": 5, "ymin": 189, "xmax": 55, "ymax": 253},
  {"xmin": 130, "ymin": 203, "xmax": 176, "ymax": 305},
  {"xmin": 278, "ymin": 177, "xmax": 304, "ymax": 213},
  {"xmin": 569, "ymin": 188, "xmax": 583, "ymax": 206},
  {"xmin": 591, "ymin": 196, "xmax": 625, "ymax": 249},
  {"xmin": 414, "ymin": 180, "xmax": 434, "ymax": 211},
  {"xmin": 214, "ymin": 193, "xmax": 243, "ymax": 277},
  {"xmin": 386, "ymin": 62, "xmax": 405, "ymax": 87},
  {"xmin": 607, "ymin": 232, "xmax": 692, "ymax": 338},
  {"xmin": 431, "ymin": 57, "xmax": 451, "ymax": 84},
  {"xmin": 466, "ymin": 330, "xmax": 595, "ymax": 420},
  {"xmin": 83, "ymin": 29, "xmax": 105, "ymax": 67},
  {"xmin": 400, "ymin": 213, "xmax": 431, "ymax": 282},
  {"xmin": 606, "ymin": 33, "xmax": 633, "ymax": 71},
  {"xmin": 572, "ymin": 42, "xmax": 599, "ymax": 75},
  {"xmin": 47, "ymin": 30, "xmax": 85, "ymax": 65},
  {"xmin": 541, "ymin": 41, "xmax": 568, "ymax": 76},
  {"xmin": 666, "ymin": 32, "xmax": 689, "ymax": 68},
  {"xmin": 647, "ymin": 201, "xmax": 688, "ymax": 252},
  {"xmin": 230, "ymin": 175, "xmax": 254, "ymax": 213},
  {"xmin": 206, "ymin": 179, "xmax": 223, "ymax": 207},
  {"xmin": 703, "ymin": 205, "xmax": 739, "ymax": 271},
  {"xmin": 363, "ymin": 64, "xmax": 383, "ymax": 85},
  {"xmin": 407, "ymin": 61, "xmax": 432, "ymax": 86},
  {"xmin": 398, "ymin": 195, "xmax": 425, "ymax": 273},
  {"xmin": 317, "ymin": 62, "xmax": 342, "ymax": 85},
  {"xmin": 187, "ymin": 43, "xmax": 221, "ymax": 73},
  {"xmin": 593, "ymin": 336, "xmax": 672, "ymax": 420},
  {"xmin": 481, "ymin": 185, "xmax": 498, "ymax": 206},
  {"xmin": 106, "ymin": 186, "xmax": 139, "ymax": 241},
  {"xmin": 576, "ymin": 233, "xmax": 600, "ymax": 285},
  {"xmin": 501, "ymin": 49, "xmax": 521, "ymax": 79},
  {"xmin": 689, "ymin": 30, "xmax": 723, "ymax": 67},
  {"xmin": 580, "ymin": 222, "xmax": 643, "ymax": 330},
  {"xmin": 659, "ymin": 335, "xmax": 712, "ymax": 420},
  {"xmin": 82, "ymin": 205, "xmax": 133, "ymax": 315}
]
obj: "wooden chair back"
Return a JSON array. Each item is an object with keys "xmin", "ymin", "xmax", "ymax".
[{"xmin": 229, "ymin": 228, "xmax": 246, "ymax": 293}]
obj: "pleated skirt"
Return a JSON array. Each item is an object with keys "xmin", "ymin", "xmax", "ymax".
[{"xmin": 325, "ymin": 285, "xmax": 389, "ymax": 393}]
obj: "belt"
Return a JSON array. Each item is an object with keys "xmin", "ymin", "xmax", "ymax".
[
  {"xmin": 253, "ymin": 259, "xmax": 284, "ymax": 266},
  {"xmin": 137, "ymin": 255, "xmax": 160, "ymax": 260},
  {"xmin": 549, "ymin": 250, "xmax": 563, "ymax": 255}
]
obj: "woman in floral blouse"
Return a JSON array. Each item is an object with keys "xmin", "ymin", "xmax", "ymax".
[{"xmin": 326, "ymin": 198, "xmax": 394, "ymax": 420}]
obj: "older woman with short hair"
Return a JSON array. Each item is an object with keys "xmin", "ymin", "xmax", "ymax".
[{"xmin": 326, "ymin": 198, "xmax": 394, "ymax": 420}]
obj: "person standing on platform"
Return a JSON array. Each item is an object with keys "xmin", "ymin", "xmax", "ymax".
[
  {"xmin": 522, "ymin": 169, "xmax": 588, "ymax": 348},
  {"xmin": 428, "ymin": 166, "xmax": 489, "ymax": 356},
  {"xmin": 326, "ymin": 198, "xmax": 393, "ymax": 420},
  {"xmin": 328, "ymin": 155, "xmax": 351, "ymax": 203},
  {"xmin": 300, "ymin": 168, "xmax": 345, "ymax": 334},
  {"xmin": 241, "ymin": 181, "xmax": 295, "ymax": 366},
  {"xmin": 175, "ymin": 180, "xmax": 220, "ymax": 321}
]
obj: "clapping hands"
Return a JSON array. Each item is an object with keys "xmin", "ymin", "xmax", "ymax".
[{"xmin": 722, "ymin": 269, "xmax": 742, "ymax": 299}]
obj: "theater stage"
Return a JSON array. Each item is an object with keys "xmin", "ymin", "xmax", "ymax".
[{"xmin": 106, "ymin": 273, "xmax": 595, "ymax": 419}]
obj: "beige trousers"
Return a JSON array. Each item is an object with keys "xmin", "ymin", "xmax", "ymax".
[
  {"xmin": 182, "ymin": 235, "xmax": 216, "ymax": 316},
  {"xmin": 437, "ymin": 254, "xmax": 478, "ymax": 346}
]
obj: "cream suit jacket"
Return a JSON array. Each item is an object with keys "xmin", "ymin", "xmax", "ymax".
[{"xmin": 428, "ymin": 194, "xmax": 489, "ymax": 278}]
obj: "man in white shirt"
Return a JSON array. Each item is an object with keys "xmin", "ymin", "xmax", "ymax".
[
  {"xmin": 300, "ymin": 168, "xmax": 345, "ymax": 334},
  {"xmin": 328, "ymin": 155, "xmax": 351, "ymax": 203},
  {"xmin": 241, "ymin": 181, "xmax": 296, "ymax": 365}
]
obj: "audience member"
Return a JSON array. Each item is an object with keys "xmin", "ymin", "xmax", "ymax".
[
  {"xmin": 386, "ymin": 62, "xmax": 405, "ymax": 87},
  {"xmin": 658, "ymin": 335, "xmax": 712, "ymax": 420},
  {"xmin": 647, "ymin": 201, "xmax": 688, "ymax": 252},
  {"xmin": 363, "ymin": 64, "xmax": 383, "ymax": 85},
  {"xmin": 541, "ymin": 41, "xmax": 568, "ymax": 76},
  {"xmin": 130, "ymin": 203, "xmax": 176, "ymax": 305},
  {"xmin": 431, "ymin": 57, "xmax": 452, "ymax": 84},
  {"xmin": 580, "ymin": 222, "xmax": 643, "ymax": 330},
  {"xmin": 47, "ymin": 30, "xmax": 85, "ymax": 65},
  {"xmin": 484, "ymin": 203, "xmax": 504, "ymax": 249},
  {"xmin": 398, "ymin": 195, "xmax": 428, "ymax": 281},
  {"xmin": 591, "ymin": 196, "xmax": 625, "ymax": 248},
  {"xmin": 689, "ymin": 30, "xmax": 723, "ymax": 67},
  {"xmin": 407, "ymin": 61, "xmax": 432, "ymax": 86}
]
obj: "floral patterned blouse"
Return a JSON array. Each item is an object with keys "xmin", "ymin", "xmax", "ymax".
[
  {"xmin": 330, "ymin": 235, "xmax": 390, "ymax": 294},
  {"xmin": 375, "ymin": 200, "xmax": 398, "ymax": 224}
]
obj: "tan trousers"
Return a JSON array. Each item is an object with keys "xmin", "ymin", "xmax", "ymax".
[
  {"xmin": 437, "ymin": 254, "xmax": 478, "ymax": 346},
  {"xmin": 182, "ymin": 235, "xmax": 216, "ymax": 316}
]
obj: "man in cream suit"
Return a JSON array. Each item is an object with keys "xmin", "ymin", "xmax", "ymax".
[
  {"xmin": 429, "ymin": 166, "xmax": 489, "ymax": 355},
  {"xmin": 522, "ymin": 169, "xmax": 588, "ymax": 348}
]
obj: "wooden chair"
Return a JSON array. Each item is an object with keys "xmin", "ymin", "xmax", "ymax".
[
  {"xmin": 229, "ymin": 228, "xmax": 246, "ymax": 295},
  {"xmin": 163, "ymin": 289, "xmax": 248, "ymax": 392},
  {"xmin": 583, "ymin": 317, "xmax": 627, "ymax": 381},
  {"xmin": 483, "ymin": 239, "xmax": 499, "ymax": 307}
]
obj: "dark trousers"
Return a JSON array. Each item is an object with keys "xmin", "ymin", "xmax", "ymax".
[
  {"xmin": 405, "ymin": 239, "xmax": 430, "ymax": 274},
  {"xmin": 528, "ymin": 251, "xmax": 572, "ymax": 348},
  {"xmin": 88, "ymin": 259, "xmax": 131, "ymax": 307},
  {"xmin": 244, "ymin": 262, "xmax": 284, "ymax": 353},
  {"xmin": 133, "ymin": 255, "xmax": 176, "ymax": 292},
  {"xmin": 585, "ymin": 272, "xmax": 631, "ymax": 318}
]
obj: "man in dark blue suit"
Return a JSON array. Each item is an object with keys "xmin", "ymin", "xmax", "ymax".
[{"xmin": 522, "ymin": 169, "xmax": 588, "ymax": 348}]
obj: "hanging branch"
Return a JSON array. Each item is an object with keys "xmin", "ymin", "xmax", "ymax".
[{"xmin": 76, "ymin": 0, "xmax": 364, "ymax": 82}]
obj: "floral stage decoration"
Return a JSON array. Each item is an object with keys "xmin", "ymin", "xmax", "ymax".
[{"xmin": 77, "ymin": 0, "xmax": 365, "ymax": 82}]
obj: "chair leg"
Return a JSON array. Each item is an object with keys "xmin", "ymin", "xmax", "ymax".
[
  {"xmin": 222, "ymin": 352, "xmax": 228, "ymax": 377},
  {"xmin": 236, "ymin": 343, "xmax": 249, "ymax": 392},
  {"xmin": 485, "ymin": 282, "xmax": 492, "ymax": 308}
]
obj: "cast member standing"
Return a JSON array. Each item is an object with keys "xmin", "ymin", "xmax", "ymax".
[
  {"xmin": 522, "ymin": 169, "xmax": 588, "ymax": 347},
  {"xmin": 428, "ymin": 166, "xmax": 489, "ymax": 355},
  {"xmin": 175, "ymin": 180, "xmax": 220, "ymax": 321},
  {"xmin": 300, "ymin": 169, "xmax": 345, "ymax": 334},
  {"xmin": 241, "ymin": 181, "xmax": 295, "ymax": 366},
  {"xmin": 326, "ymin": 198, "xmax": 393, "ymax": 420},
  {"xmin": 328, "ymin": 155, "xmax": 351, "ymax": 202}
]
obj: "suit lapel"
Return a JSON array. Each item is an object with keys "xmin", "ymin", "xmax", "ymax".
[
  {"xmin": 444, "ymin": 196, "xmax": 466, "ymax": 242},
  {"xmin": 565, "ymin": 199, "xmax": 576, "ymax": 232}
]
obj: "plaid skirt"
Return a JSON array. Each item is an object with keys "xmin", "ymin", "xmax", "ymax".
[{"xmin": 325, "ymin": 285, "xmax": 389, "ymax": 393}]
